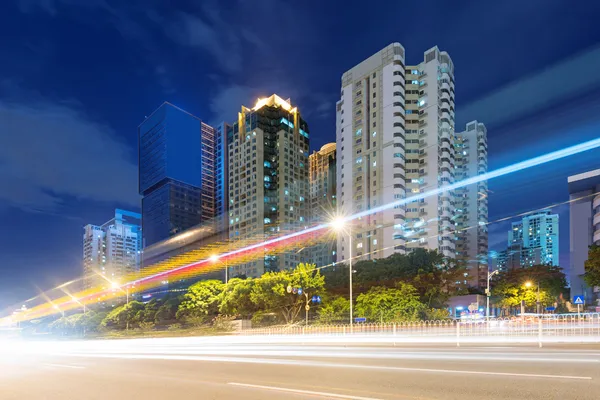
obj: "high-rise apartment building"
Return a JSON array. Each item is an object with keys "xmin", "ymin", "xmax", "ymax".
[
  {"xmin": 455, "ymin": 121, "xmax": 488, "ymax": 288},
  {"xmin": 215, "ymin": 122, "xmax": 233, "ymax": 234},
  {"xmin": 309, "ymin": 143, "xmax": 337, "ymax": 267},
  {"xmin": 228, "ymin": 94, "xmax": 310, "ymax": 277},
  {"xmin": 138, "ymin": 102, "xmax": 217, "ymax": 248},
  {"xmin": 508, "ymin": 210, "xmax": 559, "ymax": 266},
  {"xmin": 336, "ymin": 43, "xmax": 455, "ymax": 263},
  {"xmin": 568, "ymin": 169, "xmax": 600, "ymax": 300},
  {"xmin": 83, "ymin": 209, "xmax": 142, "ymax": 290}
]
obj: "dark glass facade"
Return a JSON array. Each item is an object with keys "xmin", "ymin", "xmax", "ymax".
[{"xmin": 138, "ymin": 102, "xmax": 217, "ymax": 248}]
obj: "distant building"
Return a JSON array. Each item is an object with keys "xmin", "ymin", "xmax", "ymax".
[
  {"xmin": 215, "ymin": 122, "xmax": 233, "ymax": 234},
  {"xmin": 568, "ymin": 169, "xmax": 600, "ymax": 301},
  {"xmin": 336, "ymin": 43, "xmax": 456, "ymax": 265},
  {"xmin": 83, "ymin": 209, "xmax": 141, "ymax": 290},
  {"xmin": 509, "ymin": 211, "xmax": 559, "ymax": 267},
  {"xmin": 455, "ymin": 121, "xmax": 489, "ymax": 288},
  {"xmin": 309, "ymin": 143, "xmax": 337, "ymax": 267},
  {"xmin": 138, "ymin": 102, "xmax": 217, "ymax": 248},
  {"xmin": 493, "ymin": 244, "xmax": 542, "ymax": 272},
  {"xmin": 228, "ymin": 94, "xmax": 310, "ymax": 277}
]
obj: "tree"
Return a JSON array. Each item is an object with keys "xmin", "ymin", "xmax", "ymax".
[
  {"xmin": 101, "ymin": 301, "xmax": 145, "ymax": 330},
  {"xmin": 177, "ymin": 280, "xmax": 225, "ymax": 321},
  {"xmin": 323, "ymin": 249, "xmax": 466, "ymax": 307},
  {"xmin": 154, "ymin": 296, "xmax": 182, "ymax": 325},
  {"xmin": 493, "ymin": 265, "xmax": 568, "ymax": 314},
  {"xmin": 250, "ymin": 263, "xmax": 325, "ymax": 324},
  {"xmin": 317, "ymin": 296, "xmax": 349, "ymax": 324},
  {"xmin": 584, "ymin": 244, "xmax": 600, "ymax": 289},
  {"xmin": 355, "ymin": 282, "xmax": 426, "ymax": 322},
  {"xmin": 219, "ymin": 277, "xmax": 259, "ymax": 317}
]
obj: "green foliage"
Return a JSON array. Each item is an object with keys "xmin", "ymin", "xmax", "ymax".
[
  {"xmin": 101, "ymin": 301, "xmax": 145, "ymax": 330},
  {"xmin": 177, "ymin": 280, "xmax": 225, "ymax": 320},
  {"xmin": 423, "ymin": 308, "xmax": 451, "ymax": 320},
  {"xmin": 493, "ymin": 265, "xmax": 568, "ymax": 312},
  {"xmin": 584, "ymin": 244, "xmax": 600, "ymax": 289},
  {"xmin": 212, "ymin": 315, "xmax": 235, "ymax": 332},
  {"xmin": 355, "ymin": 282, "xmax": 426, "ymax": 322},
  {"xmin": 138, "ymin": 321, "xmax": 155, "ymax": 331},
  {"xmin": 250, "ymin": 263, "xmax": 325, "ymax": 324},
  {"xmin": 219, "ymin": 277, "xmax": 259, "ymax": 316},
  {"xmin": 323, "ymin": 249, "xmax": 467, "ymax": 308},
  {"xmin": 167, "ymin": 323, "xmax": 182, "ymax": 331},
  {"xmin": 250, "ymin": 311, "xmax": 281, "ymax": 327},
  {"xmin": 317, "ymin": 296, "xmax": 349, "ymax": 324},
  {"xmin": 154, "ymin": 296, "xmax": 182, "ymax": 325}
]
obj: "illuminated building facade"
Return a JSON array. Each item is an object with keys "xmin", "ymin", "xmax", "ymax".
[
  {"xmin": 228, "ymin": 94, "xmax": 310, "ymax": 277},
  {"xmin": 83, "ymin": 209, "xmax": 142, "ymax": 290},
  {"xmin": 568, "ymin": 169, "xmax": 600, "ymax": 301},
  {"xmin": 309, "ymin": 143, "xmax": 337, "ymax": 267},
  {"xmin": 336, "ymin": 43, "xmax": 456, "ymax": 263},
  {"xmin": 508, "ymin": 211, "xmax": 559, "ymax": 267},
  {"xmin": 455, "ymin": 121, "xmax": 488, "ymax": 288},
  {"xmin": 138, "ymin": 102, "xmax": 217, "ymax": 247}
]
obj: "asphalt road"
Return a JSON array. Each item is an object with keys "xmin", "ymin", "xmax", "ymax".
[{"xmin": 1, "ymin": 338, "xmax": 599, "ymax": 400}]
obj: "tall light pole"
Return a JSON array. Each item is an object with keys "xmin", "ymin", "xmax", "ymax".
[
  {"xmin": 331, "ymin": 217, "xmax": 353, "ymax": 327},
  {"xmin": 210, "ymin": 254, "xmax": 228, "ymax": 284},
  {"xmin": 525, "ymin": 281, "xmax": 541, "ymax": 314},
  {"xmin": 486, "ymin": 269, "xmax": 499, "ymax": 319}
]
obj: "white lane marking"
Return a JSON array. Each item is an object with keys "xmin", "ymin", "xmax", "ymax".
[
  {"xmin": 43, "ymin": 363, "xmax": 85, "ymax": 369},
  {"xmin": 53, "ymin": 353, "xmax": 592, "ymax": 380},
  {"xmin": 228, "ymin": 382, "xmax": 381, "ymax": 400}
]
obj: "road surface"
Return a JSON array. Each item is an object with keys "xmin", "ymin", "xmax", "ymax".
[{"xmin": 1, "ymin": 337, "xmax": 598, "ymax": 399}]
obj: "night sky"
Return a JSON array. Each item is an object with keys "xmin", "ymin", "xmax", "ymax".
[{"xmin": 2, "ymin": 0, "xmax": 600, "ymax": 310}]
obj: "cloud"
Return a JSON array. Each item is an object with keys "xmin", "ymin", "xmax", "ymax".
[
  {"xmin": 168, "ymin": 11, "xmax": 242, "ymax": 73},
  {"xmin": 209, "ymin": 84, "xmax": 257, "ymax": 125},
  {"xmin": 0, "ymin": 91, "xmax": 139, "ymax": 213},
  {"xmin": 459, "ymin": 45, "xmax": 600, "ymax": 128},
  {"xmin": 154, "ymin": 65, "xmax": 176, "ymax": 95}
]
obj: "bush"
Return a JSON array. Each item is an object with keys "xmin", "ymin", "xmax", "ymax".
[
  {"xmin": 167, "ymin": 323, "xmax": 182, "ymax": 331},
  {"xmin": 423, "ymin": 308, "xmax": 450, "ymax": 321},
  {"xmin": 251, "ymin": 312, "xmax": 280, "ymax": 327},
  {"xmin": 212, "ymin": 315, "xmax": 235, "ymax": 332},
  {"xmin": 138, "ymin": 322, "xmax": 155, "ymax": 331}
]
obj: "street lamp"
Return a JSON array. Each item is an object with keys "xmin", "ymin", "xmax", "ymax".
[
  {"xmin": 330, "ymin": 217, "xmax": 353, "ymax": 327},
  {"xmin": 111, "ymin": 281, "xmax": 130, "ymax": 304},
  {"xmin": 53, "ymin": 304, "xmax": 64, "ymax": 318},
  {"xmin": 486, "ymin": 269, "xmax": 499, "ymax": 319},
  {"xmin": 210, "ymin": 254, "xmax": 229, "ymax": 284},
  {"xmin": 525, "ymin": 281, "xmax": 541, "ymax": 314}
]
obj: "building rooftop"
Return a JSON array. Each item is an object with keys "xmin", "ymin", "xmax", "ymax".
[{"xmin": 568, "ymin": 168, "xmax": 600, "ymax": 194}]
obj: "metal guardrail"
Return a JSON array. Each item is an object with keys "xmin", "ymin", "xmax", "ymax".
[{"xmin": 242, "ymin": 313, "xmax": 600, "ymax": 338}]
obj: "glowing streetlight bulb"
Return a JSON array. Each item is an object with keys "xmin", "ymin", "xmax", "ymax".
[
  {"xmin": 330, "ymin": 217, "xmax": 347, "ymax": 232},
  {"xmin": 525, "ymin": 281, "xmax": 533, "ymax": 288},
  {"xmin": 111, "ymin": 281, "xmax": 120, "ymax": 290},
  {"xmin": 209, "ymin": 254, "xmax": 220, "ymax": 263}
]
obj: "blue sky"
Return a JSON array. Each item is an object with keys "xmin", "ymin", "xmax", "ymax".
[{"xmin": 1, "ymin": 0, "xmax": 600, "ymax": 309}]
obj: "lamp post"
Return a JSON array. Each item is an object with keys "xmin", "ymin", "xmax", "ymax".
[
  {"xmin": 525, "ymin": 281, "xmax": 541, "ymax": 314},
  {"xmin": 210, "ymin": 254, "xmax": 229, "ymax": 284},
  {"xmin": 331, "ymin": 217, "xmax": 353, "ymax": 327},
  {"xmin": 486, "ymin": 269, "xmax": 499, "ymax": 319}
]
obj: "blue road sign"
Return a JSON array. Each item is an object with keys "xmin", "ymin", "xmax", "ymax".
[
  {"xmin": 316, "ymin": 295, "xmax": 322, "ymax": 304},
  {"xmin": 354, "ymin": 317, "xmax": 366, "ymax": 323},
  {"xmin": 545, "ymin": 306, "xmax": 556, "ymax": 312},
  {"xmin": 292, "ymin": 287, "xmax": 298, "ymax": 294},
  {"xmin": 311, "ymin": 295, "xmax": 318, "ymax": 303},
  {"xmin": 297, "ymin": 288, "xmax": 303, "ymax": 296},
  {"xmin": 573, "ymin": 295, "xmax": 585, "ymax": 305}
]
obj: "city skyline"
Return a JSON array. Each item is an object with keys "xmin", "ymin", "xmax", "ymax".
[{"xmin": 2, "ymin": 1, "xmax": 600, "ymax": 308}]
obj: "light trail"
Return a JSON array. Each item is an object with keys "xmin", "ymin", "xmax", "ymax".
[
  {"xmin": 131, "ymin": 136, "xmax": 600, "ymax": 286},
  {"xmin": 5, "ymin": 136, "xmax": 600, "ymax": 322}
]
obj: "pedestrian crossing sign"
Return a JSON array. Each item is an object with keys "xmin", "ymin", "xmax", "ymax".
[{"xmin": 573, "ymin": 295, "xmax": 585, "ymax": 305}]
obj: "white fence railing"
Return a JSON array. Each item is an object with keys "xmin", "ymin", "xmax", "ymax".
[{"xmin": 242, "ymin": 313, "xmax": 600, "ymax": 339}]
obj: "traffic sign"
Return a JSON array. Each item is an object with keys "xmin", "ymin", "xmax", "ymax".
[
  {"xmin": 305, "ymin": 305, "xmax": 310, "ymax": 311},
  {"xmin": 286, "ymin": 285, "xmax": 292, "ymax": 293},
  {"xmin": 545, "ymin": 306, "xmax": 556, "ymax": 312},
  {"xmin": 297, "ymin": 288, "xmax": 303, "ymax": 296},
  {"xmin": 292, "ymin": 287, "xmax": 298, "ymax": 294},
  {"xmin": 573, "ymin": 295, "xmax": 585, "ymax": 305},
  {"xmin": 354, "ymin": 317, "xmax": 366, "ymax": 323},
  {"xmin": 316, "ymin": 295, "xmax": 322, "ymax": 304}
]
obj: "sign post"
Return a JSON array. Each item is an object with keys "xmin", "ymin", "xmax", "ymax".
[{"xmin": 573, "ymin": 295, "xmax": 585, "ymax": 319}]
